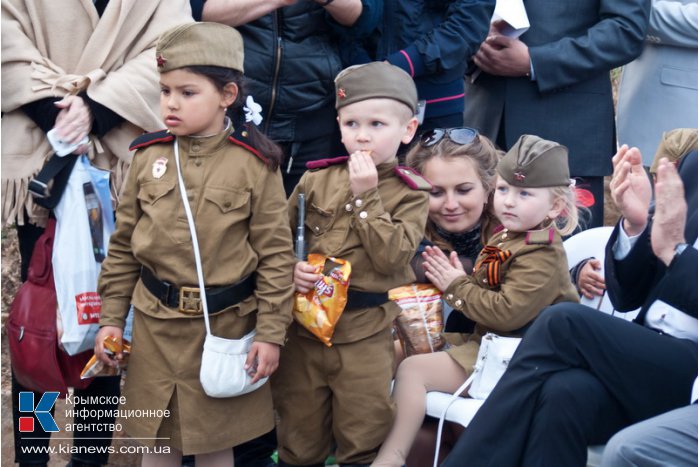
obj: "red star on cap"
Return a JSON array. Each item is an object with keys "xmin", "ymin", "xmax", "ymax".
[
  {"xmin": 337, "ymin": 88, "xmax": 346, "ymax": 99},
  {"xmin": 514, "ymin": 171, "xmax": 526, "ymax": 182},
  {"xmin": 156, "ymin": 54, "xmax": 167, "ymax": 68}
]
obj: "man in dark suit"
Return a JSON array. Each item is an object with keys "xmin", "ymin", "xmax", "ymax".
[
  {"xmin": 441, "ymin": 146, "xmax": 698, "ymax": 467},
  {"xmin": 463, "ymin": 0, "xmax": 651, "ymax": 228}
]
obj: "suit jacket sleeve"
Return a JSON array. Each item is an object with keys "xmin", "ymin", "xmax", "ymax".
[
  {"xmin": 647, "ymin": 0, "xmax": 698, "ymax": 48},
  {"xmin": 529, "ymin": 0, "xmax": 651, "ymax": 92},
  {"xmin": 387, "ymin": 0, "xmax": 495, "ymax": 77}
]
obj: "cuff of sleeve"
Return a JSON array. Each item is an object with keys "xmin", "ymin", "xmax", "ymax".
[
  {"xmin": 349, "ymin": 187, "xmax": 383, "ymax": 223},
  {"xmin": 99, "ymin": 299, "xmax": 131, "ymax": 329},
  {"xmin": 443, "ymin": 276, "xmax": 472, "ymax": 311},
  {"xmin": 387, "ymin": 45, "xmax": 426, "ymax": 78},
  {"xmin": 254, "ymin": 315, "xmax": 288, "ymax": 346},
  {"xmin": 613, "ymin": 219, "xmax": 642, "ymax": 260}
]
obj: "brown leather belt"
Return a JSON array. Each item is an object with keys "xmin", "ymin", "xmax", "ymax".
[{"xmin": 140, "ymin": 267, "xmax": 255, "ymax": 314}]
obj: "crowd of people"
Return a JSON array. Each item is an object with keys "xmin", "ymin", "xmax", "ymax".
[{"xmin": 1, "ymin": 0, "xmax": 697, "ymax": 466}]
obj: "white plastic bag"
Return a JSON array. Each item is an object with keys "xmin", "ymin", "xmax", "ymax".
[
  {"xmin": 53, "ymin": 156, "xmax": 114, "ymax": 355},
  {"xmin": 200, "ymin": 330, "xmax": 268, "ymax": 398},
  {"xmin": 468, "ymin": 333, "xmax": 522, "ymax": 399}
]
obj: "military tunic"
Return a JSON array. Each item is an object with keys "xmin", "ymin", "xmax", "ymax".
[
  {"xmin": 442, "ymin": 226, "xmax": 579, "ymax": 372},
  {"xmin": 98, "ymin": 125, "xmax": 295, "ymax": 454},
  {"xmin": 273, "ymin": 159, "xmax": 429, "ymax": 465}
]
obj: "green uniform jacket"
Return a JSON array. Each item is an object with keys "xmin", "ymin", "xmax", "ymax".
[
  {"xmin": 288, "ymin": 159, "xmax": 429, "ymax": 343},
  {"xmin": 444, "ymin": 226, "xmax": 579, "ymax": 371}
]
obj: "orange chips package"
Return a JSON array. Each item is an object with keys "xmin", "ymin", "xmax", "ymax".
[
  {"xmin": 390, "ymin": 284, "xmax": 446, "ymax": 356},
  {"xmin": 293, "ymin": 254, "xmax": 351, "ymax": 346},
  {"xmin": 80, "ymin": 335, "xmax": 131, "ymax": 379}
]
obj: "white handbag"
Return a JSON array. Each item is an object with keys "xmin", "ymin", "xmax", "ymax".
[
  {"xmin": 433, "ymin": 332, "xmax": 521, "ymax": 467},
  {"xmin": 173, "ymin": 142, "xmax": 267, "ymax": 398}
]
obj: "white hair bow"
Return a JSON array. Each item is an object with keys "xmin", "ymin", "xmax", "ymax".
[{"xmin": 243, "ymin": 96, "xmax": 263, "ymax": 126}]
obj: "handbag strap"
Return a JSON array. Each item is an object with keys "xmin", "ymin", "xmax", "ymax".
[
  {"xmin": 433, "ymin": 373, "xmax": 475, "ymax": 467},
  {"xmin": 173, "ymin": 141, "xmax": 213, "ymax": 336}
]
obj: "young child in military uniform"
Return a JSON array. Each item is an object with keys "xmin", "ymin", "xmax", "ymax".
[
  {"xmin": 94, "ymin": 23, "xmax": 295, "ymax": 466},
  {"xmin": 372, "ymin": 134, "xmax": 581, "ymax": 467},
  {"xmin": 273, "ymin": 62, "xmax": 431, "ymax": 467}
]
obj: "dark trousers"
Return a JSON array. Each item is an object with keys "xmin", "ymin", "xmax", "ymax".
[
  {"xmin": 13, "ymin": 221, "xmax": 120, "ymax": 466},
  {"xmin": 442, "ymin": 304, "xmax": 698, "ymax": 467}
]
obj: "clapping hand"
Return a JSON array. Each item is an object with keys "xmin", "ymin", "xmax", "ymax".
[
  {"xmin": 422, "ymin": 245, "xmax": 467, "ymax": 292},
  {"xmin": 610, "ymin": 145, "xmax": 652, "ymax": 237},
  {"xmin": 651, "ymin": 157, "xmax": 687, "ymax": 266}
]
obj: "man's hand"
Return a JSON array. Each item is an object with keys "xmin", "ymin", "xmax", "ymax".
[
  {"xmin": 610, "ymin": 145, "xmax": 652, "ymax": 237},
  {"xmin": 473, "ymin": 33, "xmax": 531, "ymax": 77},
  {"xmin": 94, "ymin": 326, "xmax": 124, "ymax": 368},
  {"xmin": 577, "ymin": 259, "xmax": 606, "ymax": 299},
  {"xmin": 348, "ymin": 150, "xmax": 378, "ymax": 196},
  {"xmin": 245, "ymin": 341, "xmax": 280, "ymax": 384},
  {"xmin": 53, "ymin": 95, "xmax": 93, "ymax": 154},
  {"xmin": 294, "ymin": 261, "xmax": 322, "ymax": 293},
  {"xmin": 651, "ymin": 158, "xmax": 687, "ymax": 266},
  {"xmin": 422, "ymin": 245, "xmax": 467, "ymax": 292}
]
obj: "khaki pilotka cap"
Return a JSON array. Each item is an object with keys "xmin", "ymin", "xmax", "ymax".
[
  {"xmin": 497, "ymin": 134, "xmax": 571, "ymax": 187},
  {"xmin": 156, "ymin": 22, "xmax": 244, "ymax": 73},
  {"xmin": 334, "ymin": 62, "xmax": 418, "ymax": 113}
]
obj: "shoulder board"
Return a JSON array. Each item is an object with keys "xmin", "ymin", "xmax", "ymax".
[
  {"xmin": 525, "ymin": 227, "xmax": 555, "ymax": 245},
  {"xmin": 393, "ymin": 166, "xmax": 432, "ymax": 191},
  {"xmin": 228, "ymin": 124, "xmax": 270, "ymax": 166},
  {"xmin": 306, "ymin": 156, "xmax": 350, "ymax": 170},
  {"xmin": 129, "ymin": 129, "xmax": 174, "ymax": 151}
]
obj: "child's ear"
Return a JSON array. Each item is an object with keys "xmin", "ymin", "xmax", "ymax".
[
  {"xmin": 402, "ymin": 116, "xmax": 419, "ymax": 144},
  {"xmin": 222, "ymin": 82, "xmax": 239, "ymax": 108},
  {"xmin": 548, "ymin": 196, "xmax": 566, "ymax": 221}
]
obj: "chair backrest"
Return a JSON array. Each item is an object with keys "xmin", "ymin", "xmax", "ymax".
[{"xmin": 563, "ymin": 226, "xmax": 638, "ymax": 321}]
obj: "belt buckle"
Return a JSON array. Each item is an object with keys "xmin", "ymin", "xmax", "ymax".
[{"xmin": 179, "ymin": 286, "xmax": 203, "ymax": 315}]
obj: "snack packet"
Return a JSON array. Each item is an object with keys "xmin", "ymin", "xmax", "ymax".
[
  {"xmin": 80, "ymin": 335, "xmax": 131, "ymax": 379},
  {"xmin": 390, "ymin": 284, "xmax": 445, "ymax": 356},
  {"xmin": 293, "ymin": 254, "xmax": 351, "ymax": 346}
]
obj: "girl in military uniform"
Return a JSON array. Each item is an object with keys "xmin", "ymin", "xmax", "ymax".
[
  {"xmin": 94, "ymin": 23, "xmax": 295, "ymax": 466},
  {"xmin": 372, "ymin": 134, "xmax": 581, "ymax": 467}
]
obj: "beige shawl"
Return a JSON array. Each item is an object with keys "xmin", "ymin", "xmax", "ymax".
[{"xmin": 1, "ymin": 0, "xmax": 193, "ymax": 226}]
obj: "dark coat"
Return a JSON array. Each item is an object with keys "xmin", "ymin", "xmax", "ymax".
[{"xmin": 464, "ymin": 0, "xmax": 651, "ymax": 177}]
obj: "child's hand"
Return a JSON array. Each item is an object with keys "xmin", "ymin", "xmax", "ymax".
[
  {"xmin": 422, "ymin": 246, "xmax": 467, "ymax": 292},
  {"xmin": 94, "ymin": 326, "xmax": 123, "ymax": 368},
  {"xmin": 294, "ymin": 261, "xmax": 322, "ymax": 293},
  {"xmin": 348, "ymin": 150, "xmax": 378, "ymax": 196},
  {"xmin": 577, "ymin": 259, "xmax": 606, "ymax": 299},
  {"xmin": 245, "ymin": 341, "xmax": 280, "ymax": 384}
]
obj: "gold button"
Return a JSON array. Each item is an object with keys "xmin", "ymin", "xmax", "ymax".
[
  {"xmin": 355, "ymin": 199, "xmax": 363, "ymax": 207},
  {"xmin": 455, "ymin": 299, "xmax": 463, "ymax": 307},
  {"xmin": 314, "ymin": 226, "xmax": 320, "ymax": 232},
  {"xmin": 497, "ymin": 242, "xmax": 504, "ymax": 248},
  {"xmin": 446, "ymin": 294, "xmax": 454, "ymax": 300},
  {"xmin": 195, "ymin": 160, "xmax": 202, "ymax": 167},
  {"xmin": 192, "ymin": 144, "xmax": 200, "ymax": 152},
  {"xmin": 501, "ymin": 233, "xmax": 508, "ymax": 240},
  {"xmin": 345, "ymin": 203, "xmax": 353, "ymax": 212},
  {"xmin": 242, "ymin": 131, "xmax": 249, "ymax": 137},
  {"xmin": 482, "ymin": 279, "xmax": 487, "ymax": 283},
  {"xmin": 224, "ymin": 201, "xmax": 231, "ymax": 208},
  {"xmin": 359, "ymin": 211, "xmax": 368, "ymax": 219}
]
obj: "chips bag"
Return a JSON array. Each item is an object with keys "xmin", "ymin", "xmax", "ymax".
[
  {"xmin": 293, "ymin": 254, "xmax": 351, "ymax": 346},
  {"xmin": 390, "ymin": 284, "xmax": 445, "ymax": 356},
  {"xmin": 80, "ymin": 335, "xmax": 131, "ymax": 379}
]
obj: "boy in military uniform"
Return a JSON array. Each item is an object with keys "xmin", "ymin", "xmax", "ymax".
[{"xmin": 273, "ymin": 62, "xmax": 430, "ymax": 467}]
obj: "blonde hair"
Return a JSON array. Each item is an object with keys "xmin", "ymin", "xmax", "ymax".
[
  {"xmin": 548, "ymin": 184, "xmax": 580, "ymax": 236},
  {"xmin": 406, "ymin": 133, "xmax": 502, "ymax": 248}
]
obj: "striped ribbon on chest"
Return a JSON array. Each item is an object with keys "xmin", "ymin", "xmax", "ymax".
[{"xmin": 475, "ymin": 245, "xmax": 512, "ymax": 287}]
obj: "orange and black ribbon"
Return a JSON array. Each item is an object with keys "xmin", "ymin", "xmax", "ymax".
[{"xmin": 475, "ymin": 245, "xmax": 512, "ymax": 287}]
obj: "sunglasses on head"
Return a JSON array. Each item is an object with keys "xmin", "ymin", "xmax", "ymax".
[{"xmin": 419, "ymin": 127, "xmax": 479, "ymax": 147}]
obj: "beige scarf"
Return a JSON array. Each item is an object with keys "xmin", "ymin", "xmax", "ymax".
[{"xmin": 1, "ymin": 0, "xmax": 193, "ymax": 226}]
